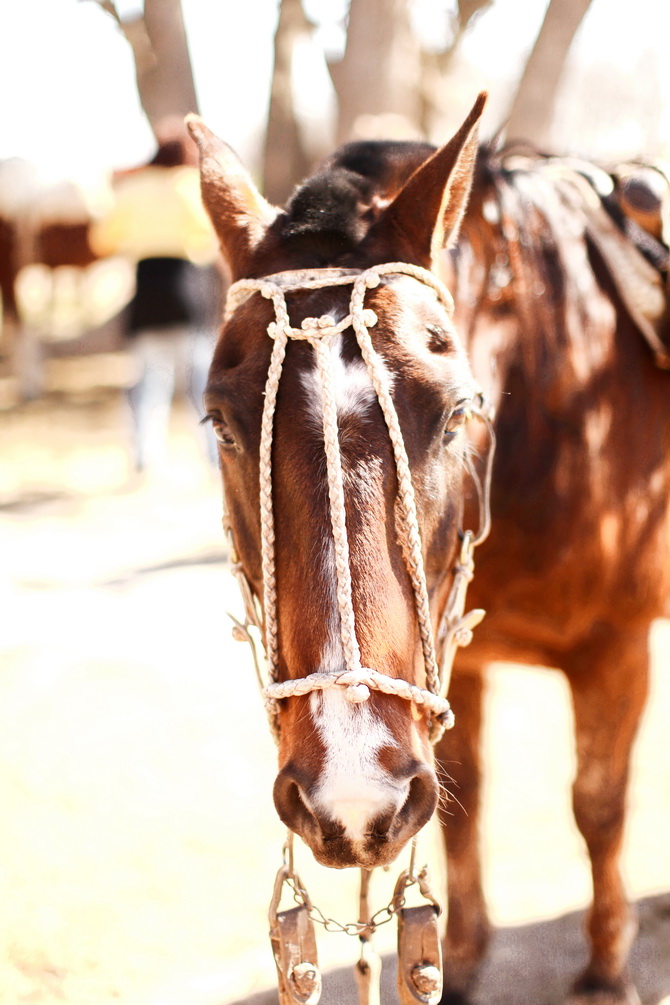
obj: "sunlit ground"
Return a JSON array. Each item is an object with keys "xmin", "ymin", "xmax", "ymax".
[{"xmin": 0, "ymin": 358, "xmax": 668, "ymax": 1004}]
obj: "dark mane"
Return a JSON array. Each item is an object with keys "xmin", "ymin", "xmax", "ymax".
[
  {"xmin": 281, "ymin": 166, "xmax": 376, "ymax": 259},
  {"xmin": 279, "ymin": 139, "xmax": 437, "ymax": 263},
  {"xmin": 322, "ymin": 139, "xmax": 436, "ymax": 192}
]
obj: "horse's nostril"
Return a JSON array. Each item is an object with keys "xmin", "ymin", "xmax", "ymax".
[
  {"xmin": 366, "ymin": 764, "xmax": 439, "ymax": 844},
  {"xmin": 273, "ymin": 769, "xmax": 315, "ymax": 835},
  {"xmin": 399, "ymin": 765, "xmax": 439, "ymax": 830},
  {"xmin": 368, "ymin": 808, "xmax": 395, "ymax": 841}
]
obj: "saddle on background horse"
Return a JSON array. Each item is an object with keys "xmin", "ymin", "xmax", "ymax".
[{"xmin": 554, "ymin": 157, "xmax": 670, "ymax": 369}]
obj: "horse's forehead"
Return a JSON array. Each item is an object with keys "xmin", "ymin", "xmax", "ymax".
[{"xmin": 219, "ymin": 273, "xmax": 448, "ymax": 364}]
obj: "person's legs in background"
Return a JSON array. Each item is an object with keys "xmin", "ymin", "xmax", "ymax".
[{"xmin": 127, "ymin": 327, "xmax": 180, "ymax": 472}]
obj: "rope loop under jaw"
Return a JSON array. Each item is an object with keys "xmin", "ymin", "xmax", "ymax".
[{"xmin": 223, "ymin": 262, "xmax": 491, "ymax": 746}]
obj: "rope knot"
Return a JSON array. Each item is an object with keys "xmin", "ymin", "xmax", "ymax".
[
  {"xmin": 454, "ymin": 626, "xmax": 474, "ymax": 647},
  {"xmin": 346, "ymin": 683, "xmax": 371, "ymax": 703},
  {"xmin": 301, "ymin": 314, "xmax": 336, "ymax": 334},
  {"xmin": 337, "ymin": 668, "xmax": 373, "ymax": 703},
  {"xmin": 267, "ymin": 320, "xmax": 292, "ymax": 341},
  {"xmin": 363, "ymin": 271, "xmax": 381, "ymax": 289},
  {"xmin": 435, "ymin": 709, "xmax": 455, "ymax": 731},
  {"xmin": 362, "ymin": 308, "xmax": 378, "ymax": 328},
  {"xmin": 453, "ymin": 561, "xmax": 475, "ymax": 583}
]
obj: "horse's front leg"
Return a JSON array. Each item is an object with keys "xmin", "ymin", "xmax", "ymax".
[
  {"xmin": 565, "ymin": 622, "xmax": 650, "ymax": 1005},
  {"xmin": 435, "ymin": 667, "xmax": 490, "ymax": 1005}
]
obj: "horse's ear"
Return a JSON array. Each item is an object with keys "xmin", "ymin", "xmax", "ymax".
[
  {"xmin": 185, "ymin": 114, "xmax": 279, "ymax": 279},
  {"xmin": 366, "ymin": 93, "xmax": 487, "ymax": 269}
]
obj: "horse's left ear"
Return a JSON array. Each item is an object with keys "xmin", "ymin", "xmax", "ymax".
[
  {"xmin": 366, "ymin": 92, "xmax": 487, "ymax": 269},
  {"xmin": 185, "ymin": 114, "xmax": 279, "ymax": 279}
]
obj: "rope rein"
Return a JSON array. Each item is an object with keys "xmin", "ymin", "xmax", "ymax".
[{"xmin": 223, "ymin": 262, "xmax": 495, "ymax": 745}]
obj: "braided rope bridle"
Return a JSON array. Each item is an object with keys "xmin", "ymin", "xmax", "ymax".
[{"xmin": 223, "ymin": 261, "xmax": 495, "ymax": 746}]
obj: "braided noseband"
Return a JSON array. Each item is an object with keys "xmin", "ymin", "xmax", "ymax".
[{"xmin": 224, "ymin": 262, "xmax": 492, "ymax": 745}]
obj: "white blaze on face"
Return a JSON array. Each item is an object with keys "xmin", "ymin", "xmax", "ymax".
[
  {"xmin": 299, "ymin": 332, "xmax": 404, "ymax": 842},
  {"xmin": 329, "ymin": 332, "xmax": 380, "ymax": 417},
  {"xmin": 300, "ymin": 331, "xmax": 394, "ymax": 426},
  {"xmin": 311, "ymin": 689, "xmax": 403, "ymax": 842}
]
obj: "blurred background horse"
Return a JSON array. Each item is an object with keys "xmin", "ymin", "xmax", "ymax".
[{"xmin": 442, "ymin": 147, "xmax": 670, "ymax": 1003}]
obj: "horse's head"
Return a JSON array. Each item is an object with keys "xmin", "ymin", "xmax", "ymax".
[{"xmin": 188, "ymin": 96, "xmax": 486, "ymax": 869}]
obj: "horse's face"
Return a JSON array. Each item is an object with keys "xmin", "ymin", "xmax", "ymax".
[
  {"xmin": 207, "ymin": 277, "xmax": 476, "ymax": 867},
  {"xmin": 189, "ymin": 96, "xmax": 485, "ymax": 868}
]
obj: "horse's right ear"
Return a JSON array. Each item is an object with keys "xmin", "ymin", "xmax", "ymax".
[{"xmin": 185, "ymin": 115, "xmax": 279, "ymax": 279}]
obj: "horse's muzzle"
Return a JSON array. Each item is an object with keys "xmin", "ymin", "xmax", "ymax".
[{"xmin": 273, "ymin": 761, "xmax": 439, "ymax": 869}]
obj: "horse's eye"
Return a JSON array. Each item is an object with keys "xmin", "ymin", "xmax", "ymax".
[
  {"xmin": 444, "ymin": 404, "xmax": 469, "ymax": 443},
  {"xmin": 204, "ymin": 414, "xmax": 236, "ymax": 447},
  {"xmin": 214, "ymin": 423, "xmax": 235, "ymax": 446}
]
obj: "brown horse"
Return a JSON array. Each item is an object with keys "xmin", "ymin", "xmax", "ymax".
[
  {"xmin": 189, "ymin": 97, "xmax": 669, "ymax": 1005},
  {"xmin": 317, "ymin": 138, "xmax": 670, "ymax": 1002},
  {"xmin": 438, "ymin": 150, "xmax": 670, "ymax": 1004},
  {"xmin": 188, "ymin": 95, "xmax": 488, "ymax": 875}
]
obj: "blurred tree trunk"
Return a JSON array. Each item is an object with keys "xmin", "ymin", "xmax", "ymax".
[
  {"xmin": 261, "ymin": 0, "xmax": 496, "ymax": 199},
  {"xmin": 418, "ymin": 0, "xmax": 493, "ymax": 137},
  {"xmin": 263, "ymin": 0, "xmax": 313, "ymax": 205},
  {"xmin": 140, "ymin": 0, "xmax": 199, "ymax": 123},
  {"xmin": 330, "ymin": 0, "xmax": 422, "ymax": 145},
  {"xmin": 505, "ymin": 0, "xmax": 593, "ymax": 147},
  {"xmin": 97, "ymin": 0, "xmax": 199, "ymax": 133}
]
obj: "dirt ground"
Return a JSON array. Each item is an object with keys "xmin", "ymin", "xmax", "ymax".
[{"xmin": 1, "ymin": 364, "xmax": 669, "ymax": 1005}]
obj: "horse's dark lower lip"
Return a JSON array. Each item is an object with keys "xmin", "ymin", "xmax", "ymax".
[
  {"xmin": 309, "ymin": 836, "xmax": 358, "ymax": 869},
  {"xmin": 309, "ymin": 834, "xmax": 404, "ymax": 870}
]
